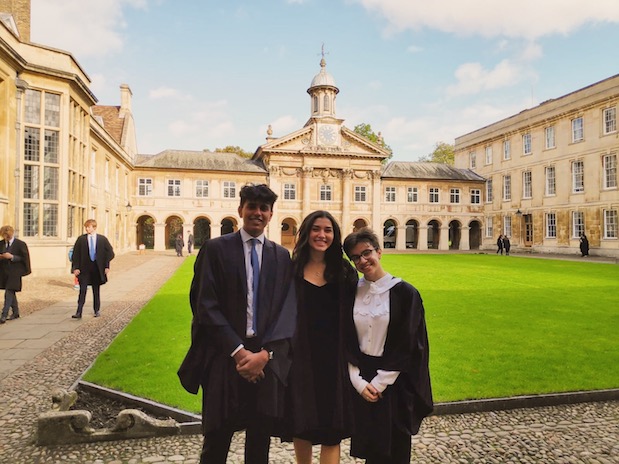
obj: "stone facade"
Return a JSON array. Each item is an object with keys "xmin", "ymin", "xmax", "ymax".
[{"xmin": 454, "ymin": 75, "xmax": 619, "ymax": 258}]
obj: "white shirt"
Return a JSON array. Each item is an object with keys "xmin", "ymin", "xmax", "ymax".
[{"xmin": 348, "ymin": 273, "xmax": 402, "ymax": 394}]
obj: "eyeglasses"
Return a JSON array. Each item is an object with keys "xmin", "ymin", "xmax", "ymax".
[{"xmin": 349, "ymin": 248, "xmax": 376, "ymax": 264}]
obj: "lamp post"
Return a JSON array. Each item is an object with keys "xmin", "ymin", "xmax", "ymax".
[{"xmin": 516, "ymin": 209, "xmax": 523, "ymax": 247}]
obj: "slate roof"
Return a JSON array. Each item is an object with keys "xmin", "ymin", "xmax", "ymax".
[
  {"xmin": 382, "ymin": 162, "xmax": 485, "ymax": 181},
  {"xmin": 134, "ymin": 149, "xmax": 267, "ymax": 173},
  {"xmin": 91, "ymin": 106, "xmax": 124, "ymax": 145}
]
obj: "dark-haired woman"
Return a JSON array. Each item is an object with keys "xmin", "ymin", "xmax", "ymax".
[
  {"xmin": 343, "ymin": 228, "xmax": 433, "ymax": 464},
  {"xmin": 285, "ymin": 210, "xmax": 357, "ymax": 464}
]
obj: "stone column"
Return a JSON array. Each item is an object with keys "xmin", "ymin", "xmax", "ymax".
[
  {"xmin": 341, "ymin": 169, "xmax": 353, "ymax": 234},
  {"xmin": 439, "ymin": 225, "xmax": 450, "ymax": 250},
  {"xmin": 418, "ymin": 226, "xmax": 428, "ymax": 251},
  {"xmin": 154, "ymin": 223, "xmax": 166, "ymax": 251},
  {"xmin": 371, "ymin": 170, "xmax": 382, "ymax": 233},
  {"xmin": 461, "ymin": 226, "xmax": 471, "ymax": 251},
  {"xmin": 396, "ymin": 225, "xmax": 407, "ymax": 250},
  {"xmin": 210, "ymin": 222, "xmax": 221, "ymax": 239},
  {"xmin": 302, "ymin": 166, "xmax": 313, "ymax": 219}
]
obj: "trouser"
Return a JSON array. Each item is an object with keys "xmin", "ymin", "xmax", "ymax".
[
  {"xmin": 364, "ymin": 424, "xmax": 411, "ymax": 464},
  {"xmin": 1, "ymin": 289, "xmax": 18, "ymax": 318},
  {"xmin": 76, "ymin": 263, "xmax": 102, "ymax": 315}
]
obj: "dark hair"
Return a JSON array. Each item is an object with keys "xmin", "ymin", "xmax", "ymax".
[
  {"xmin": 343, "ymin": 227, "xmax": 381, "ymax": 258},
  {"xmin": 239, "ymin": 184, "xmax": 278, "ymax": 208},
  {"xmin": 293, "ymin": 210, "xmax": 344, "ymax": 283}
]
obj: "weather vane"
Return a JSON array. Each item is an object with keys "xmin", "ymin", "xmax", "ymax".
[{"xmin": 320, "ymin": 43, "xmax": 329, "ymax": 59}]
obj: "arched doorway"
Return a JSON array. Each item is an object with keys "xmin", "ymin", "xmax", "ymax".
[
  {"xmin": 194, "ymin": 217, "xmax": 211, "ymax": 248},
  {"xmin": 136, "ymin": 215, "xmax": 155, "ymax": 249},
  {"xmin": 165, "ymin": 216, "xmax": 184, "ymax": 249},
  {"xmin": 221, "ymin": 217, "xmax": 238, "ymax": 236},
  {"xmin": 406, "ymin": 219, "xmax": 419, "ymax": 249},
  {"xmin": 427, "ymin": 220, "xmax": 440, "ymax": 249},
  {"xmin": 281, "ymin": 217, "xmax": 297, "ymax": 249},
  {"xmin": 383, "ymin": 219, "xmax": 397, "ymax": 248},
  {"xmin": 469, "ymin": 220, "xmax": 482, "ymax": 250},
  {"xmin": 353, "ymin": 218, "xmax": 368, "ymax": 232},
  {"xmin": 449, "ymin": 220, "xmax": 461, "ymax": 250}
]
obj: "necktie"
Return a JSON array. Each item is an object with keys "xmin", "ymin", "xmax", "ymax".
[
  {"xmin": 89, "ymin": 235, "xmax": 96, "ymax": 261},
  {"xmin": 250, "ymin": 238, "xmax": 260, "ymax": 334}
]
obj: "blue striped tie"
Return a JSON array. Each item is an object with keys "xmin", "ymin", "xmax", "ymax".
[
  {"xmin": 250, "ymin": 238, "xmax": 260, "ymax": 334},
  {"xmin": 89, "ymin": 235, "xmax": 96, "ymax": 261}
]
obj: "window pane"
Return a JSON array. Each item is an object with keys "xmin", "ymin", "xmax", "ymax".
[
  {"xmin": 43, "ymin": 203, "xmax": 58, "ymax": 237},
  {"xmin": 23, "ymin": 165, "xmax": 39, "ymax": 199},
  {"xmin": 25, "ymin": 89, "xmax": 41, "ymax": 124},
  {"xmin": 44, "ymin": 129, "xmax": 59, "ymax": 163},
  {"xmin": 23, "ymin": 203, "xmax": 39, "ymax": 236},
  {"xmin": 45, "ymin": 93, "xmax": 61, "ymax": 127},
  {"xmin": 24, "ymin": 127, "xmax": 40, "ymax": 161},
  {"xmin": 44, "ymin": 166, "xmax": 59, "ymax": 200}
]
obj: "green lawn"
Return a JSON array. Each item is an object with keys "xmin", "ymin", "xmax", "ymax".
[{"xmin": 83, "ymin": 254, "xmax": 619, "ymax": 413}]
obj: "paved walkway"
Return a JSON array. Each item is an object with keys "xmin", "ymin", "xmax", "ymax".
[{"xmin": 0, "ymin": 251, "xmax": 617, "ymax": 463}]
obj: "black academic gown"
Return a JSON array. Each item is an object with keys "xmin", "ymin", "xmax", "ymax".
[
  {"xmin": 343, "ymin": 280, "xmax": 433, "ymax": 459},
  {"xmin": 0, "ymin": 238, "xmax": 31, "ymax": 291},
  {"xmin": 71, "ymin": 234, "xmax": 115, "ymax": 285},
  {"xmin": 178, "ymin": 231, "xmax": 296, "ymax": 434}
]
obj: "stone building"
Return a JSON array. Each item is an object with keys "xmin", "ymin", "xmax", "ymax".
[{"xmin": 454, "ymin": 75, "xmax": 619, "ymax": 258}]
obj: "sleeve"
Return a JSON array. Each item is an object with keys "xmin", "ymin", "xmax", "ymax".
[
  {"xmin": 348, "ymin": 362, "xmax": 368, "ymax": 394},
  {"xmin": 370, "ymin": 369, "xmax": 400, "ymax": 393}
]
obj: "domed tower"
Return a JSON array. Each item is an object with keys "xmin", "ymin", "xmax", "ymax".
[{"xmin": 307, "ymin": 56, "xmax": 339, "ymax": 120}]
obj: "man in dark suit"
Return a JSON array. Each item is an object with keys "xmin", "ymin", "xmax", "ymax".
[
  {"xmin": 71, "ymin": 219, "xmax": 115, "ymax": 319},
  {"xmin": 0, "ymin": 225, "xmax": 31, "ymax": 323},
  {"xmin": 178, "ymin": 184, "xmax": 296, "ymax": 464}
]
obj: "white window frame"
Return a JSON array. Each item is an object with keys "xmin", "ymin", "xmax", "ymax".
[
  {"xmin": 603, "ymin": 154, "xmax": 617, "ymax": 189},
  {"xmin": 470, "ymin": 189, "xmax": 481, "ymax": 204},
  {"xmin": 572, "ymin": 161, "xmax": 584, "ymax": 193},
  {"xmin": 485, "ymin": 146, "xmax": 492, "ymax": 165},
  {"xmin": 450, "ymin": 188, "xmax": 460, "ymax": 204},
  {"xmin": 523, "ymin": 171, "xmax": 532, "ymax": 199},
  {"xmin": 320, "ymin": 184, "xmax": 332, "ymax": 201},
  {"xmin": 603, "ymin": 107, "xmax": 616, "ymax": 135},
  {"xmin": 486, "ymin": 217, "xmax": 493, "ymax": 238},
  {"xmin": 572, "ymin": 211, "xmax": 585, "ymax": 238},
  {"xmin": 504, "ymin": 216, "xmax": 512, "ymax": 237},
  {"xmin": 546, "ymin": 212, "xmax": 557, "ymax": 238},
  {"xmin": 385, "ymin": 186, "xmax": 396, "ymax": 202},
  {"xmin": 503, "ymin": 175, "xmax": 511, "ymax": 201},
  {"xmin": 196, "ymin": 180, "xmax": 209, "ymax": 198},
  {"xmin": 407, "ymin": 187, "xmax": 418, "ymax": 203},
  {"xmin": 429, "ymin": 187, "xmax": 439, "ymax": 203},
  {"xmin": 138, "ymin": 178, "xmax": 153, "ymax": 196},
  {"xmin": 223, "ymin": 181, "xmax": 236, "ymax": 199},
  {"xmin": 545, "ymin": 166, "xmax": 556, "ymax": 196},
  {"xmin": 572, "ymin": 117, "xmax": 584, "ymax": 142},
  {"xmin": 604, "ymin": 209, "xmax": 618, "ymax": 239},
  {"xmin": 503, "ymin": 139, "xmax": 511, "ymax": 160},
  {"xmin": 469, "ymin": 152, "xmax": 476, "ymax": 169},
  {"xmin": 354, "ymin": 185, "xmax": 366, "ymax": 202},
  {"xmin": 523, "ymin": 133, "xmax": 532, "ymax": 155},
  {"xmin": 486, "ymin": 179, "xmax": 493, "ymax": 203},
  {"xmin": 283, "ymin": 183, "xmax": 296, "ymax": 200},
  {"xmin": 545, "ymin": 126, "xmax": 555, "ymax": 149},
  {"xmin": 167, "ymin": 179, "xmax": 181, "ymax": 197}
]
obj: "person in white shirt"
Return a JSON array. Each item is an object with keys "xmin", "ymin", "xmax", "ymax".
[{"xmin": 343, "ymin": 228, "xmax": 433, "ymax": 464}]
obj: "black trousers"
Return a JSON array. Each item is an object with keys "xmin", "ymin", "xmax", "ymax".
[
  {"xmin": 1, "ymin": 289, "xmax": 18, "ymax": 318},
  {"xmin": 200, "ymin": 338, "xmax": 271, "ymax": 464},
  {"xmin": 76, "ymin": 261, "xmax": 102, "ymax": 315},
  {"xmin": 364, "ymin": 424, "xmax": 411, "ymax": 464}
]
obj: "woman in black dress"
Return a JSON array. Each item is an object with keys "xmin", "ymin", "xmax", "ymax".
[{"xmin": 285, "ymin": 210, "xmax": 357, "ymax": 464}]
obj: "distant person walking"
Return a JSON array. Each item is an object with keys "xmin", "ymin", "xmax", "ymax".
[
  {"xmin": 175, "ymin": 233, "xmax": 184, "ymax": 257},
  {"xmin": 496, "ymin": 235, "xmax": 504, "ymax": 255},
  {"xmin": 71, "ymin": 219, "xmax": 115, "ymax": 319},
  {"xmin": 579, "ymin": 233, "xmax": 589, "ymax": 257},
  {"xmin": 503, "ymin": 236, "xmax": 511, "ymax": 256},
  {"xmin": 187, "ymin": 232, "xmax": 194, "ymax": 254},
  {"xmin": 0, "ymin": 225, "xmax": 31, "ymax": 324}
]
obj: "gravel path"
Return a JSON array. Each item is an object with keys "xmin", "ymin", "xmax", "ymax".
[{"xmin": 0, "ymin": 251, "xmax": 617, "ymax": 463}]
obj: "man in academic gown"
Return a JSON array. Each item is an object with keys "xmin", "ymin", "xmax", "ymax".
[
  {"xmin": 0, "ymin": 225, "xmax": 31, "ymax": 323},
  {"xmin": 178, "ymin": 184, "xmax": 296, "ymax": 464},
  {"xmin": 71, "ymin": 219, "xmax": 115, "ymax": 318}
]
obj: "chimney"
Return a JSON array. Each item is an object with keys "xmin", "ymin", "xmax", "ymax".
[
  {"xmin": 119, "ymin": 84, "xmax": 132, "ymax": 117},
  {"xmin": 0, "ymin": 0, "xmax": 30, "ymax": 42}
]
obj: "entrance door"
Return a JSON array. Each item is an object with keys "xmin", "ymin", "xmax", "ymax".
[{"xmin": 524, "ymin": 214, "xmax": 533, "ymax": 247}]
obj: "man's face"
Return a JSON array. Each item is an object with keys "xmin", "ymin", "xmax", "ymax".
[
  {"xmin": 1, "ymin": 229, "xmax": 13, "ymax": 241},
  {"xmin": 85, "ymin": 224, "xmax": 96, "ymax": 234},
  {"xmin": 238, "ymin": 201, "xmax": 273, "ymax": 237}
]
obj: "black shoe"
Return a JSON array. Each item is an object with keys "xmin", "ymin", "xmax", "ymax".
[
  {"xmin": 0, "ymin": 317, "xmax": 6, "ymax": 324},
  {"xmin": 94, "ymin": 312, "xmax": 101, "ymax": 317},
  {"xmin": 8, "ymin": 314, "xmax": 19, "ymax": 320},
  {"xmin": 72, "ymin": 314, "xmax": 82, "ymax": 319}
]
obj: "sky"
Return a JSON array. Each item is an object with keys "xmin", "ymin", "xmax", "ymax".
[{"xmin": 29, "ymin": 0, "xmax": 619, "ymax": 162}]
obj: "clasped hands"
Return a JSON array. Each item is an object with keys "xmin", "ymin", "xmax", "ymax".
[
  {"xmin": 361, "ymin": 383, "xmax": 382, "ymax": 403},
  {"xmin": 0, "ymin": 252, "xmax": 12, "ymax": 260},
  {"xmin": 234, "ymin": 348, "xmax": 269, "ymax": 384}
]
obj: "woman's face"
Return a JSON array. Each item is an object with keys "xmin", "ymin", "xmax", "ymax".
[
  {"xmin": 349, "ymin": 241, "xmax": 383, "ymax": 280},
  {"xmin": 308, "ymin": 217, "xmax": 334, "ymax": 253}
]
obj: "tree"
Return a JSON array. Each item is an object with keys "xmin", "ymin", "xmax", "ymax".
[
  {"xmin": 215, "ymin": 145, "xmax": 254, "ymax": 159},
  {"xmin": 353, "ymin": 123, "xmax": 393, "ymax": 162},
  {"xmin": 419, "ymin": 141, "xmax": 454, "ymax": 165}
]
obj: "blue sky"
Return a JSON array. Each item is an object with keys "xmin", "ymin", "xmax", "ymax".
[{"xmin": 30, "ymin": 0, "xmax": 619, "ymax": 161}]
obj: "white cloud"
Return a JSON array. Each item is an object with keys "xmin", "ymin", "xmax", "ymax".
[
  {"xmin": 30, "ymin": 0, "xmax": 148, "ymax": 58},
  {"xmin": 263, "ymin": 115, "xmax": 300, "ymax": 137},
  {"xmin": 407, "ymin": 45, "xmax": 423, "ymax": 53},
  {"xmin": 352, "ymin": 0, "xmax": 619, "ymax": 40},
  {"xmin": 446, "ymin": 59, "xmax": 529, "ymax": 97},
  {"xmin": 149, "ymin": 86, "xmax": 191, "ymax": 100},
  {"xmin": 168, "ymin": 100, "xmax": 233, "ymax": 138}
]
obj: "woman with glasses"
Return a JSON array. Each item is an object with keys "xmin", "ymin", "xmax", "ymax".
[
  {"xmin": 283, "ymin": 211, "xmax": 358, "ymax": 464},
  {"xmin": 342, "ymin": 228, "xmax": 433, "ymax": 464}
]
